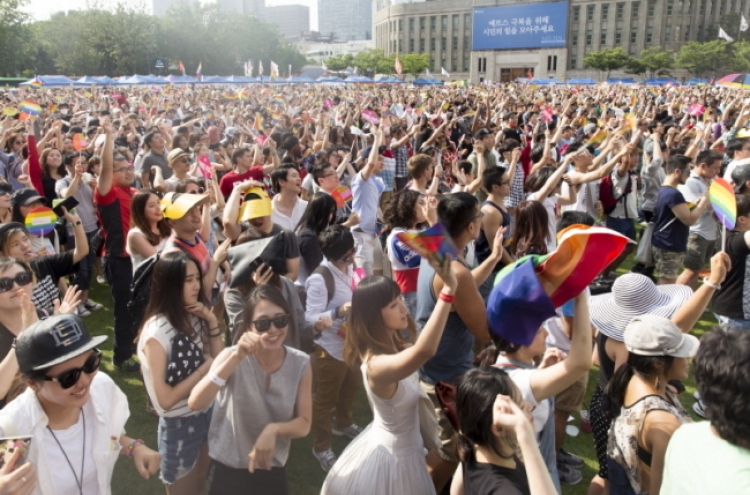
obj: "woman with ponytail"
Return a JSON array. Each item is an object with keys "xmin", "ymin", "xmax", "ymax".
[
  {"xmin": 450, "ymin": 367, "xmax": 558, "ymax": 495},
  {"xmin": 604, "ymin": 315, "xmax": 697, "ymax": 495}
]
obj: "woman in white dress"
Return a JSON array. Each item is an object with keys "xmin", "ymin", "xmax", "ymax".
[{"xmin": 321, "ymin": 255, "xmax": 458, "ymax": 495}]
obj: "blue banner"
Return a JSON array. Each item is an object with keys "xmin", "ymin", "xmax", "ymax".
[{"xmin": 472, "ymin": 2, "xmax": 568, "ymax": 50}]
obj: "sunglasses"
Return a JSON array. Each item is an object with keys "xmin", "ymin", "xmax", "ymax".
[
  {"xmin": 188, "ymin": 187, "xmax": 205, "ymax": 194},
  {"xmin": 252, "ymin": 314, "xmax": 290, "ymax": 333},
  {"xmin": 43, "ymin": 349, "xmax": 102, "ymax": 389},
  {"xmin": 0, "ymin": 188, "xmax": 11, "ymax": 197},
  {"xmin": 114, "ymin": 166, "xmax": 135, "ymax": 173},
  {"xmin": 0, "ymin": 272, "xmax": 33, "ymax": 293}
]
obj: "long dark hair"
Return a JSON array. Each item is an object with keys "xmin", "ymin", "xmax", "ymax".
[
  {"xmin": 130, "ymin": 189, "xmax": 171, "ymax": 246},
  {"xmin": 236, "ymin": 285, "xmax": 292, "ymax": 345},
  {"xmin": 344, "ymin": 275, "xmax": 416, "ymax": 369},
  {"xmin": 138, "ymin": 251, "xmax": 209, "ymax": 341},
  {"xmin": 295, "ymin": 192, "xmax": 337, "ymax": 234},
  {"xmin": 456, "ymin": 367, "xmax": 522, "ymax": 462},
  {"xmin": 511, "ymin": 200, "xmax": 550, "ymax": 257},
  {"xmin": 604, "ymin": 353, "xmax": 676, "ymax": 418}
]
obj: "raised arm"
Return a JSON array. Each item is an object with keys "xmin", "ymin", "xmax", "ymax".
[{"xmin": 97, "ymin": 123, "xmax": 115, "ymax": 196}]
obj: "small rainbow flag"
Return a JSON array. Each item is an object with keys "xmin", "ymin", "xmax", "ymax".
[
  {"xmin": 29, "ymin": 78, "xmax": 42, "ymax": 88},
  {"xmin": 25, "ymin": 207, "xmax": 57, "ymax": 236},
  {"xmin": 395, "ymin": 222, "xmax": 459, "ymax": 264},
  {"xmin": 72, "ymin": 133, "xmax": 88, "ymax": 151},
  {"xmin": 710, "ymin": 177, "xmax": 737, "ymax": 230},
  {"xmin": 202, "ymin": 110, "xmax": 214, "ymax": 120},
  {"xmin": 20, "ymin": 100, "xmax": 41, "ymax": 117},
  {"xmin": 272, "ymin": 96, "xmax": 284, "ymax": 106},
  {"xmin": 49, "ymin": 104, "xmax": 58, "ymax": 113},
  {"xmin": 331, "ymin": 185, "xmax": 353, "ymax": 208},
  {"xmin": 253, "ymin": 114, "xmax": 264, "ymax": 132},
  {"xmin": 487, "ymin": 225, "xmax": 631, "ymax": 345},
  {"xmin": 239, "ymin": 89, "xmax": 249, "ymax": 100},
  {"xmin": 224, "ymin": 92, "xmax": 238, "ymax": 100},
  {"xmin": 624, "ymin": 113, "xmax": 638, "ymax": 131},
  {"xmin": 586, "ymin": 128, "xmax": 609, "ymax": 146},
  {"xmin": 648, "ymin": 87, "xmax": 660, "ymax": 97},
  {"xmin": 271, "ymin": 112, "xmax": 283, "ymax": 124}
]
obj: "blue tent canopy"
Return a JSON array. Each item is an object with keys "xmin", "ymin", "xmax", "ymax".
[
  {"xmin": 566, "ymin": 77, "xmax": 597, "ymax": 85},
  {"xmin": 376, "ymin": 76, "xmax": 404, "ymax": 84},
  {"xmin": 607, "ymin": 78, "xmax": 636, "ymax": 84},
  {"xmin": 684, "ymin": 78, "xmax": 709, "ymax": 86},
  {"xmin": 528, "ymin": 78, "xmax": 561, "ymax": 85},
  {"xmin": 413, "ymin": 77, "xmax": 442, "ymax": 85},
  {"xmin": 74, "ymin": 76, "xmax": 105, "ymax": 86},
  {"xmin": 166, "ymin": 75, "xmax": 199, "ymax": 84},
  {"xmin": 222, "ymin": 75, "xmax": 255, "ymax": 84},
  {"xmin": 95, "ymin": 76, "xmax": 121, "ymax": 85},
  {"xmin": 196, "ymin": 76, "xmax": 227, "ymax": 84},
  {"xmin": 642, "ymin": 77, "xmax": 680, "ymax": 86},
  {"xmin": 19, "ymin": 75, "xmax": 77, "ymax": 87},
  {"xmin": 286, "ymin": 76, "xmax": 315, "ymax": 84},
  {"xmin": 316, "ymin": 76, "xmax": 345, "ymax": 83},
  {"xmin": 119, "ymin": 74, "xmax": 167, "ymax": 85},
  {"xmin": 344, "ymin": 75, "xmax": 374, "ymax": 83}
]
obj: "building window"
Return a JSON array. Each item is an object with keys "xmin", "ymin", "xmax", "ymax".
[
  {"xmin": 665, "ymin": 26, "xmax": 671, "ymax": 41},
  {"xmin": 431, "ymin": 38, "xmax": 436, "ymax": 51},
  {"xmin": 453, "ymin": 15, "xmax": 459, "ymax": 30},
  {"xmin": 646, "ymin": 27, "xmax": 653, "ymax": 43},
  {"xmin": 667, "ymin": 0, "xmax": 673, "ymax": 14},
  {"xmin": 632, "ymin": 1, "xmax": 640, "ymax": 18},
  {"xmin": 452, "ymin": 58, "xmax": 458, "ymax": 72},
  {"xmin": 572, "ymin": 30, "xmax": 578, "ymax": 45},
  {"xmin": 631, "ymin": 28, "xmax": 637, "ymax": 44},
  {"xmin": 547, "ymin": 55, "xmax": 558, "ymax": 71},
  {"xmin": 463, "ymin": 57, "xmax": 469, "ymax": 72},
  {"xmin": 430, "ymin": 16, "xmax": 436, "ymax": 31},
  {"xmin": 685, "ymin": 25, "xmax": 691, "ymax": 41},
  {"xmin": 441, "ymin": 15, "xmax": 448, "ymax": 30},
  {"xmin": 587, "ymin": 5, "xmax": 595, "ymax": 20},
  {"xmin": 648, "ymin": 0, "xmax": 656, "ymax": 16},
  {"xmin": 409, "ymin": 39, "xmax": 414, "ymax": 52},
  {"xmin": 699, "ymin": 1, "xmax": 705, "ymax": 15},
  {"xmin": 398, "ymin": 19, "xmax": 402, "ymax": 32},
  {"xmin": 617, "ymin": 2, "xmax": 624, "ymax": 19},
  {"xmin": 570, "ymin": 55, "xmax": 577, "ymax": 70},
  {"xmin": 409, "ymin": 18, "xmax": 414, "ymax": 32},
  {"xmin": 573, "ymin": 6, "xmax": 580, "ymax": 22},
  {"xmin": 601, "ymin": 29, "xmax": 607, "ymax": 45},
  {"xmin": 420, "ymin": 17, "xmax": 425, "ymax": 30},
  {"xmin": 602, "ymin": 4, "xmax": 609, "ymax": 20},
  {"xmin": 465, "ymin": 35, "xmax": 470, "ymax": 50},
  {"xmin": 453, "ymin": 36, "xmax": 458, "ymax": 50},
  {"xmin": 586, "ymin": 29, "xmax": 593, "ymax": 45},
  {"xmin": 464, "ymin": 13, "xmax": 471, "ymax": 29},
  {"xmin": 420, "ymin": 38, "xmax": 425, "ymax": 51},
  {"xmin": 441, "ymin": 37, "xmax": 447, "ymax": 51},
  {"xmin": 478, "ymin": 57, "xmax": 487, "ymax": 73}
]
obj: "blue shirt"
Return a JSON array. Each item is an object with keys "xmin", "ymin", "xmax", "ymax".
[
  {"xmin": 652, "ymin": 186, "xmax": 689, "ymax": 252},
  {"xmin": 351, "ymin": 171, "xmax": 384, "ymax": 235}
]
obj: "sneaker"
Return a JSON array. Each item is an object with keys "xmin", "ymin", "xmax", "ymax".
[
  {"xmin": 557, "ymin": 449, "xmax": 584, "ymax": 468},
  {"xmin": 693, "ymin": 390, "xmax": 701, "ymax": 401},
  {"xmin": 693, "ymin": 400, "xmax": 707, "ymax": 419},
  {"xmin": 557, "ymin": 463, "xmax": 583, "ymax": 485},
  {"xmin": 113, "ymin": 357, "xmax": 141, "ymax": 373},
  {"xmin": 75, "ymin": 306, "xmax": 91, "ymax": 317},
  {"xmin": 83, "ymin": 300, "xmax": 103, "ymax": 311},
  {"xmin": 97, "ymin": 275, "xmax": 107, "ymax": 284},
  {"xmin": 312, "ymin": 448, "xmax": 337, "ymax": 471},
  {"xmin": 331, "ymin": 422, "xmax": 364, "ymax": 439}
]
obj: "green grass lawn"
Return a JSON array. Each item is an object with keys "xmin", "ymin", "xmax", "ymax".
[{"xmin": 82, "ymin": 250, "xmax": 715, "ymax": 495}]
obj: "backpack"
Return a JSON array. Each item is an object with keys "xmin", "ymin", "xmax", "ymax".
[
  {"xmin": 311, "ymin": 265, "xmax": 335, "ymax": 306},
  {"xmin": 127, "ymin": 251, "xmax": 162, "ymax": 333},
  {"xmin": 599, "ymin": 173, "xmax": 632, "ymax": 215}
]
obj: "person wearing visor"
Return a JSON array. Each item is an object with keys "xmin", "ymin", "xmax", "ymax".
[
  {"xmin": 0, "ymin": 314, "xmax": 161, "ymax": 494},
  {"xmin": 223, "ymin": 181, "xmax": 300, "ymax": 281}
]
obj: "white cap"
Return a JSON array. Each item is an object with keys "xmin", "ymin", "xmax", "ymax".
[{"xmin": 624, "ymin": 314, "xmax": 699, "ymax": 358}]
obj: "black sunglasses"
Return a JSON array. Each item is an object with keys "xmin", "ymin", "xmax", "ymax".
[
  {"xmin": 43, "ymin": 349, "xmax": 102, "ymax": 389},
  {"xmin": 188, "ymin": 187, "xmax": 205, "ymax": 194},
  {"xmin": 0, "ymin": 272, "xmax": 33, "ymax": 293},
  {"xmin": 0, "ymin": 188, "xmax": 11, "ymax": 197},
  {"xmin": 252, "ymin": 314, "xmax": 290, "ymax": 333}
]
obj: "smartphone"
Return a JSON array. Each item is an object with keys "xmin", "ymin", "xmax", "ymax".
[
  {"xmin": 52, "ymin": 196, "xmax": 79, "ymax": 217},
  {"xmin": 0, "ymin": 436, "xmax": 31, "ymax": 470}
]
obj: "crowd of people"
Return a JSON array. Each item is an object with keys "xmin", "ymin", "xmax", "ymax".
[{"xmin": 0, "ymin": 80, "xmax": 746, "ymax": 495}]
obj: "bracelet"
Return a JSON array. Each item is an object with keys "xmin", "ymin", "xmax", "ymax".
[
  {"xmin": 207, "ymin": 326, "xmax": 222, "ymax": 338},
  {"xmin": 702, "ymin": 277, "xmax": 721, "ymax": 291},
  {"xmin": 439, "ymin": 291, "xmax": 456, "ymax": 304},
  {"xmin": 125, "ymin": 439, "xmax": 145, "ymax": 457},
  {"xmin": 208, "ymin": 371, "xmax": 226, "ymax": 388},
  {"xmin": 73, "ymin": 220, "xmax": 82, "ymax": 226}
]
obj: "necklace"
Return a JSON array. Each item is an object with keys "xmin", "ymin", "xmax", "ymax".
[{"xmin": 46, "ymin": 409, "xmax": 86, "ymax": 495}]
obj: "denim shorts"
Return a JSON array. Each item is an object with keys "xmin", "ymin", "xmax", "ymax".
[
  {"xmin": 714, "ymin": 314, "xmax": 750, "ymax": 332},
  {"xmin": 158, "ymin": 407, "xmax": 212, "ymax": 484}
]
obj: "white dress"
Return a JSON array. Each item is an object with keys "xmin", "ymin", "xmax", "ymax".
[{"xmin": 321, "ymin": 363, "xmax": 436, "ymax": 495}]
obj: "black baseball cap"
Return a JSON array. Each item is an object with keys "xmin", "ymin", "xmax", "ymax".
[
  {"xmin": 11, "ymin": 188, "xmax": 46, "ymax": 208},
  {"xmin": 474, "ymin": 128, "xmax": 492, "ymax": 140},
  {"xmin": 732, "ymin": 164, "xmax": 750, "ymax": 193},
  {"xmin": 16, "ymin": 314, "xmax": 107, "ymax": 373}
]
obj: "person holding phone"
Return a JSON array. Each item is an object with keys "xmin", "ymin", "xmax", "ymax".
[{"xmin": 56, "ymin": 153, "xmax": 102, "ymax": 317}]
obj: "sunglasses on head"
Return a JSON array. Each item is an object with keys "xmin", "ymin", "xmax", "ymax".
[
  {"xmin": 252, "ymin": 314, "xmax": 290, "ymax": 333},
  {"xmin": 43, "ymin": 349, "xmax": 102, "ymax": 389},
  {"xmin": 0, "ymin": 271, "xmax": 33, "ymax": 293}
]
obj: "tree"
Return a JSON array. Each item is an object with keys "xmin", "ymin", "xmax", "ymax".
[
  {"xmin": 401, "ymin": 53, "xmax": 430, "ymax": 78},
  {"xmin": 676, "ymin": 40, "xmax": 734, "ymax": 76},
  {"xmin": 707, "ymin": 13, "xmax": 748, "ymax": 43},
  {"xmin": 0, "ymin": 0, "xmax": 31, "ymax": 76},
  {"xmin": 325, "ymin": 54, "xmax": 353, "ymax": 72},
  {"xmin": 640, "ymin": 47, "xmax": 674, "ymax": 77},
  {"xmin": 624, "ymin": 57, "xmax": 648, "ymax": 78},
  {"xmin": 583, "ymin": 48, "xmax": 628, "ymax": 79}
]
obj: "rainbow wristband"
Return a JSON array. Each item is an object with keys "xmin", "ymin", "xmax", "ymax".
[{"xmin": 126, "ymin": 439, "xmax": 145, "ymax": 457}]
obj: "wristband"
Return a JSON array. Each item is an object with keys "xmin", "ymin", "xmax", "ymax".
[
  {"xmin": 439, "ymin": 291, "xmax": 456, "ymax": 304},
  {"xmin": 73, "ymin": 221, "xmax": 82, "ymax": 226},
  {"xmin": 208, "ymin": 371, "xmax": 226, "ymax": 388},
  {"xmin": 207, "ymin": 327, "xmax": 222, "ymax": 338},
  {"xmin": 702, "ymin": 277, "xmax": 721, "ymax": 291},
  {"xmin": 125, "ymin": 439, "xmax": 145, "ymax": 457}
]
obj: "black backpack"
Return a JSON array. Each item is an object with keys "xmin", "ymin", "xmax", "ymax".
[{"xmin": 127, "ymin": 252, "xmax": 162, "ymax": 333}]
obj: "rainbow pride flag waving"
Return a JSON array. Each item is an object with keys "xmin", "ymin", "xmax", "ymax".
[
  {"xmin": 395, "ymin": 222, "xmax": 459, "ymax": 264},
  {"xmin": 488, "ymin": 225, "xmax": 631, "ymax": 345}
]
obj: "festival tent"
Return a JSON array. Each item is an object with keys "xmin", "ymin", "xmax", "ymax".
[
  {"xmin": 286, "ymin": 75, "xmax": 316, "ymax": 84},
  {"xmin": 95, "ymin": 76, "xmax": 122, "ymax": 85},
  {"xmin": 166, "ymin": 75, "xmax": 199, "ymax": 84},
  {"xmin": 683, "ymin": 78, "xmax": 709, "ymax": 86},
  {"xmin": 118, "ymin": 74, "xmax": 168, "ymax": 85},
  {"xmin": 566, "ymin": 78, "xmax": 597, "ymax": 85},
  {"xmin": 198, "ymin": 76, "xmax": 230, "ymax": 84},
  {"xmin": 528, "ymin": 78, "xmax": 561, "ymax": 85},
  {"xmin": 316, "ymin": 76, "xmax": 345, "ymax": 83},
  {"xmin": 607, "ymin": 78, "xmax": 636, "ymax": 84},
  {"xmin": 376, "ymin": 76, "xmax": 405, "ymax": 84},
  {"xmin": 74, "ymin": 76, "xmax": 106, "ymax": 86},
  {"xmin": 222, "ymin": 75, "xmax": 255, "ymax": 84},
  {"xmin": 641, "ymin": 77, "xmax": 680, "ymax": 85},
  {"xmin": 344, "ymin": 75, "xmax": 375, "ymax": 84},
  {"xmin": 19, "ymin": 75, "xmax": 77, "ymax": 87},
  {"xmin": 412, "ymin": 77, "xmax": 443, "ymax": 85}
]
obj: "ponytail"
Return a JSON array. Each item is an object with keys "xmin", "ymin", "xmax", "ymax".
[
  {"xmin": 474, "ymin": 344, "xmax": 500, "ymax": 367},
  {"xmin": 456, "ymin": 432, "xmax": 476, "ymax": 463},
  {"xmin": 604, "ymin": 362, "xmax": 635, "ymax": 419}
]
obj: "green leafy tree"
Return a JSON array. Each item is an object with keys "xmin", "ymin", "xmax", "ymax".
[
  {"xmin": 0, "ymin": 0, "xmax": 31, "ymax": 76},
  {"xmin": 325, "ymin": 54, "xmax": 353, "ymax": 72},
  {"xmin": 732, "ymin": 41, "xmax": 750, "ymax": 72},
  {"xmin": 707, "ymin": 13, "xmax": 747, "ymax": 42},
  {"xmin": 676, "ymin": 40, "xmax": 734, "ymax": 76},
  {"xmin": 583, "ymin": 48, "xmax": 628, "ymax": 79},
  {"xmin": 640, "ymin": 47, "xmax": 674, "ymax": 77},
  {"xmin": 401, "ymin": 53, "xmax": 430, "ymax": 78},
  {"xmin": 624, "ymin": 57, "xmax": 648, "ymax": 78}
]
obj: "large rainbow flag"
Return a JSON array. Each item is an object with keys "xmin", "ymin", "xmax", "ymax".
[{"xmin": 487, "ymin": 225, "xmax": 631, "ymax": 345}]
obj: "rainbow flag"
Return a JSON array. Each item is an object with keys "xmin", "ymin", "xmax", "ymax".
[
  {"xmin": 202, "ymin": 110, "xmax": 214, "ymax": 120},
  {"xmin": 624, "ymin": 113, "xmax": 638, "ymax": 131},
  {"xmin": 648, "ymin": 87, "xmax": 660, "ymax": 97},
  {"xmin": 271, "ymin": 112, "xmax": 283, "ymax": 124},
  {"xmin": 272, "ymin": 96, "xmax": 284, "ymax": 106},
  {"xmin": 196, "ymin": 62, "xmax": 202, "ymax": 76},
  {"xmin": 630, "ymin": 94, "xmax": 638, "ymax": 107},
  {"xmin": 239, "ymin": 89, "xmax": 249, "ymax": 100},
  {"xmin": 29, "ymin": 77, "xmax": 42, "ymax": 88},
  {"xmin": 541, "ymin": 106, "xmax": 554, "ymax": 123},
  {"xmin": 331, "ymin": 185, "xmax": 353, "ymax": 208},
  {"xmin": 20, "ymin": 100, "xmax": 41, "ymax": 116},
  {"xmin": 253, "ymin": 114, "xmax": 264, "ymax": 132},
  {"xmin": 225, "ymin": 92, "xmax": 238, "ymax": 100},
  {"xmin": 586, "ymin": 128, "xmax": 609, "ymax": 146},
  {"xmin": 394, "ymin": 222, "xmax": 459, "ymax": 264},
  {"xmin": 710, "ymin": 177, "xmax": 737, "ymax": 229},
  {"xmin": 487, "ymin": 225, "xmax": 631, "ymax": 345},
  {"xmin": 25, "ymin": 207, "xmax": 56, "ymax": 236}
]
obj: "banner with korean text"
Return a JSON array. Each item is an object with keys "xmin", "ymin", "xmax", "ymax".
[{"xmin": 472, "ymin": 2, "xmax": 568, "ymax": 50}]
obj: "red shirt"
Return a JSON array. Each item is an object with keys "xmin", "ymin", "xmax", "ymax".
[
  {"xmin": 219, "ymin": 166, "xmax": 265, "ymax": 198},
  {"xmin": 95, "ymin": 185, "xmax": 135, "ymax": 258}
]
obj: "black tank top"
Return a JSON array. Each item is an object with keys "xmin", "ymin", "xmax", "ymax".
[
  {"xmin": 475, "ymin": 200, "xmax": 511, "ymax": 265},
  {"xmin": 597, "ymin": 332, "xmax": 617, "ymax": 390}
]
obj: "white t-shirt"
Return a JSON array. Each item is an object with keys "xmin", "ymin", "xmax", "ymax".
[
  {"xmin": 270, "ymin": 196, "xmax": 308, "ymax": 232},
  {"xmin": 495, "ymin": 355, "xmax": 549, "ymax": 435},
  {"xmin": 43, "ymin": 403, "xmax": 100, "ymax": 495},
  {"xmin": 527, "ymin": 191, "xmax": 560, "ymax": 252},
  {"xmin": 126, "ymin": 227, "xmax": 167, "ymax": 274},
  {"xmin": 678, "ymin": 173, "xmax": 717, "ymax": 241}
]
